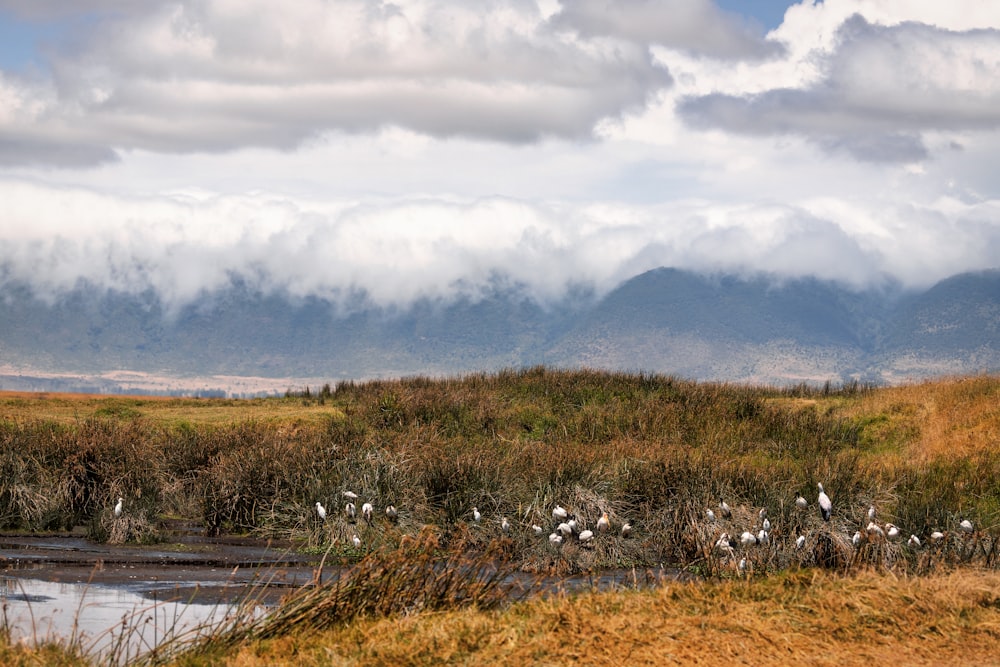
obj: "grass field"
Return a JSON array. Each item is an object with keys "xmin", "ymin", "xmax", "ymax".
[{"xmin": 0, "ymin": 369, "xmax": 998, "ymax": 665}]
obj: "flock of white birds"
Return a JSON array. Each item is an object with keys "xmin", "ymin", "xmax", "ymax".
[{"xmin": 112, "ymin": 479, "xmax": 978, "ymax": 563}]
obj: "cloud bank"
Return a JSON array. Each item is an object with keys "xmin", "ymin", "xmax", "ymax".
[{"xmin": 1, "ymin": 0, "xmax": 999, "ymax": 318}]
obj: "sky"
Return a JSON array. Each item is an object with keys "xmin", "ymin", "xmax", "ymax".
[{"xmin": 1, "ymin": 0, "xmax": 1000, "ymax": 313}]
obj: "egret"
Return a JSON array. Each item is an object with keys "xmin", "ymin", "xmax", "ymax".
[
  {"xmin": 352, "ymin": 534, "xmax": 361, "ymax": 548},
  {"xmin": 706, "ymin": 509, "xmax": 716, "ymax": 522},
  {"xmin": 960, "ymin": 519, "xmax": 974, "ymax": 533},
  {"xmin": 621, "ymin": 522, "xmax": 632, "ymax": 538},
  {"xmin": 361, "ymin": 502, "xmax": 373, "ymax": 524},
  {"xmin": 549, "ymin": 532, "xmax": 563, "ymax": 545},
  {"xmin": 795, "ymin": 494, "xmax": 808, "ymax": 510},
  {"xmin": 567, "ymin": 518, "xmax": 578, "ymax": 535},
  {"xmin": 762, "ymin": 518, "xmax": 771, "ymax": 533},
  {"xmin": 502, "ymin": 517, "xmax": 511, "ymax": 533},
  {"xmin": 578, "ymin": 529, "xmax": 594, "ymax": 543},
  {"xmin": 930, "ymin": 531, "xmax": 945, "ymax": 543},
  {"xmin": 597, "ymin": 512, "xmax": 611, "ymax": 533},
  {"xmin": 867, "ymin": 505, "xmax": 876, "ymax": 522},
  {"xmin": 552, "ymin": 505, "xmax": 568, "ymax": 522},
  {"xmin": 908, "ymin": 534, "xmax": 922, "ymax": 548},
  {"xmin": 557, "ymin": 522, "xmax": 573, "ymax": 537},
  {"xmin": 886, "ymin": 524, "xmax": 901, "ymax": 541},
  {"xmin": 533, "ymin": 524, "xmax": 544, "ymax": 536},
  {"xmin": 472, "ymin": 507, "xmax": 482, "ymax": 523},
  {"xmin": 738, "ymin": 557, "xmax": 747, "ymax": 573},
  {"xmin": 114, "ymin": 497, "xmax": 124, "ymax": 518},
  {"xmin": 740, "ymin": 531, "xmax": 758, "ymax": 547},
  {"xmin": 866, "ymin": 521, "xmax": 885, "ymax": 539},
  {"xmin": 343, "ymin": 491, "xmax": 358, "ymax": 500},
  {"xmin": 796, "ymin": 535, "xmax": 806, "ymax": 550},
  {"xmin": 315, "ymin": 502, "xmax": 327, "ymax": 521},
  {"xmin": 852, "ymin": 531, "xmax": 863, "ymax": 547},
  {"xmin": 715, "ymin": 533, "xmax": 732, "ymax": 553},
  {"xmin": 385, "ymin": 505, "xmax": 398, "ymax": 521},
  {"xmin": 817, "ymin": 483, "xmax": 832, "ymax": 521},
  {"xmin": 345, "ymin": 502, "xmax": 356, "ymax": 520},
  {"xmin": 719, "ymin": 499, "xmax": 732, "ymax": 519},
  {"xmin": 757, "ymin": 529, "xmax": 769, "ymax": 546}
]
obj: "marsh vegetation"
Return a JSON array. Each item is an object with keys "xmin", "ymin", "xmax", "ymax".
[{"xmin": 1, "ymin": 369, "xmax": 998, "ymax": 664}]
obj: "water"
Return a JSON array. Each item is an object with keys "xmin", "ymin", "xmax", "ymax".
[{"xmin": 0, "ymin": 576, "xmax": 238, "ymax": 660}]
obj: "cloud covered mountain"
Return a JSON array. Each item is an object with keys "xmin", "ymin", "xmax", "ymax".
[{"xmin": 1, "ymin": 267, "xmax": 997, "ymax": 393}]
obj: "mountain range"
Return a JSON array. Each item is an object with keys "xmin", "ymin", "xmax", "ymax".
[{"xmin": 1, "ymin": 267, "xmax": 997, "ymax": 394}]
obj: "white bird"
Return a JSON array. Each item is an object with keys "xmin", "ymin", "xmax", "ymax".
[
  {"xmin": 549, "ymin": 532, "xmax": 563, "ymax": 545},
  {"xmin": 960, "ymin": 519, "xmax": 974, "ymax": 533},
  {"xmin": 886, "ymin": 524, "xmax": 901, "ymax": 541},
  {"xmin": 532, "ymin": 524, "xmax": 544, "ymax": 536},
  {"xmin": 361, "ymin": 502, "xmax": 373, "ymax": 524},
  {"xmin": 738, "ymin": 557, "xmax": 747, "ymax": 573},
  {"xmin": 719, "ymin": 499, "xmax": 732, "ymax": 519},
  {"xmin": 557, "ymin": 522, "xmax": 573, "ymax": 537},
  {"xmin": 315, "ymin": 501, "xmax": 327, "ymax": 521},
  {"xmin": 472, "ymin": 507, "xmax": 482, "ymax": 523},
  {"xmin": 866, "ymin": 521, "xmax": 885, "ymax": 539},
  {"xmin": 621, "ymin": 522, "xmax": 632, "ymax": 538},
  {"xmin": 578, "ymin": 529, "xmax": 594, "ymax": 543},
  {"xmin": 740, "ymin": 531, "xmax": 758, "ymax": 547},
  {"xmin": 352, "ymin": 534, "xmax": 361, "ymax": 548},
  {"xmin": 567, "ymin": 518, "xmax": 579, "ymax": 535},
  {"xmin": 817, "ymin": 483, "xmax": 832, "ymax": 521},
  {"xmin": 715, "ymin": 533, "xmax": 733, "ymax": 554},
  {"xmin": 852, "ymin": 531, "xmax": 863, "ymax": 547},
  {"xmin": 502, "ymin": 517, "xmax": 511, "ymax": 533},
  {"xmin": 343, "ymin": 491, "xmax": 358, "ymax": 500},
  {"xmin": 930, "ymin": 530, "xmax": 945, "ymax": 543},
  {"xmin": 908, "ymin": 534, "xmax": 922, "ymax": 548},
  {"xmin": 385, "ymin": 505, "xmax": 398, "ymax": 521},
  {"xmin": 597, "ymin": 512, "xmax": 611, "ymax": 533},
  {"xmin": 706, "ymin": 508, "xmax": 716, "ymax": 522},
  {"xmin": 795, "ymin": 494, "xmax": 808, "ymax": 510},
  {"xmin": 757, "ymin": 529, "xmax": 769, "ymax": 546},
  {"xmin": 867, "ymin": 505, "xmax": 876, "ymax": 522},
  {"xmin": 759, "ymin": 508, "xmax": 767, "ymax": 521},
  {"xmin": 345, "ymin": 502, "xmax": 356, "ymax": 520},
  {"xmin": 114, "ymin": 497, "xmax": 124, "ymax": 518},
  {"xmin": 762, "ymin": 518, "xmax": 771, "ymax": 533},
  {"xmin": 796, "ymin": 535, "xmax": 806, "ymax": 550},
  {"xmin": 552, "ymin": 505, "xmax": 568, "ymax": 522}
]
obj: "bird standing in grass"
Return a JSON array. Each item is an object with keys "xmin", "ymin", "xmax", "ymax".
[
  {"xmin": 553, "ymin": 505, "xmax": 568, "ymax": 522},
  {"xmin": 385, "ymin": 505, "xmax": 398, "ymax": 521},
  {"xmin": 114, "ymin": 497, "xmax": 124, "ymax": 518},
  {"xmin": 706, "ymin": 509, "xmax": 716, "ymax": 522},
  {"xmin": 578, "ymin": 529, "xmax": 594, "ymax": 544},
  {"xmin": 533, "ymin": 524, "xmax": 544, "ymax": 536},
  {"xmin": 796, "ymin": 535, "xmax": 806, "ymax": 550},
  {"xmin": 549, "ymin": 532, "xmax": 563, "ymax": 545},
  {"xmin": 472, "ymin": 507, "xmax": 482, "ymax": 523},
  {"xmin": 795, "ymin": 494, "xmax": 808, "ymax": 510},
  {"xmin": 621, "ymin": 522, "xmax": 632, "ymax": 538},
  {"xmin": 315, "ymin": 502, "xmax": 327, "ymax": 521},
  {"xmin": 817, "ymin": 483, "xmax": 832, "ymax": 521},
  {"xmin": 361, "ymin": 502, "xmax": 373, "ymax": 525},
  {"xmin": 960, "ymin": 519, "xmax": 974, "ymax": 534},
  {"xmin": 719, "ymin": 499, "xmax": 732, "ymax": 519},
  {"xmin": 597, "ymin": 512, "xmax": 610, "ymax": 533},
  {"xmin": 908, "ymin": 534, "xmax": 922, "ymax": 548},
  {"xmin": 343, "ymin": 491, "xmax": 358, "ymax": 500},
  {"xmin": 352, "ymin": 534, "xmax": 361, "ymax": 548},
  {"xmin": 345, "ymin": 502, "xmax": 356, "ymax": 520},
  {"xmin": 502, "ymin": 517, "xmax": 511, "ymax": 533}
]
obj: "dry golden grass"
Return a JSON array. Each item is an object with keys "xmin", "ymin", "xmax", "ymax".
[
  {"xmin": 828, "ymin": 375, "xmax": 1000, "ymax": 462},
  {"xmin": 165, "ymin": 569, "xmax": 1000, "ymax": 667},
  {"xmin": 0, "ymin": 391, "xmax": 344, "ymax": 426}
]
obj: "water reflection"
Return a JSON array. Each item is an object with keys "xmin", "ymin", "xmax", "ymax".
[{"xmin": 0, "ymin": 576, "xmax": 235, "ymax": 659}]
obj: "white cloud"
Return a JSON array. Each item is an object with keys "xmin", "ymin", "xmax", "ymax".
[{"xmin": 676, "ymin": 3, "xmax": 1000, "ymax": 162}]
